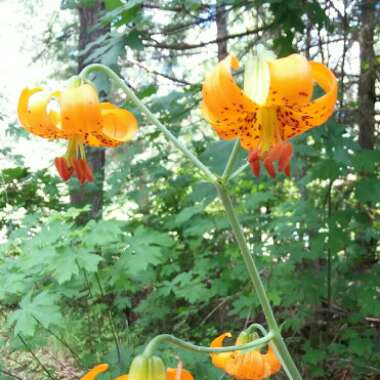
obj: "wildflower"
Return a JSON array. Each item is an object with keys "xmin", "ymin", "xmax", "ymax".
[
  {"xmin": 201, "ymin": 46, "xmax": 337, "ymax": 177},
  {"xmin": 17, "ymin": 78, "xmax": 138, "ymax": 183},
  {"xmin": 80, "ymin": 357, "xmax": 194, "ymax": 380},
  {"xmin": 210, "ymin": 332, "xmax": 281, "ymax": 380}
]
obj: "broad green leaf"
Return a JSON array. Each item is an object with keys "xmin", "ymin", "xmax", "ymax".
[{"xmin": 7, "ymin": 291, "xmax": 63, "ymax": 336}]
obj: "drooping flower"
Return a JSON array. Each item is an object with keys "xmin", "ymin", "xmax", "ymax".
[
  {"xmin": 17, "ymin": 78, "xmax": 138, "ymax": 183},
  {"xmin": 201, "ymin": 46, "xmax": 337, "ymax": 177},
  {"xmin": 210, "ymin": 332, "xmax": 281, "ymax": 380},
  {"xmin": 80, "ymin": 358, "xmax": 195, "ymax": 380}
]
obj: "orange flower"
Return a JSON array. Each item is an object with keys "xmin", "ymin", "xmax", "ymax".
[
  {"xmin": 17, "ymin": 79, "xmax": 138, "ymax": 183},
  {"xmin": 201, "ymin": 47, "xmax": 337, "ymax": 177},
  {"xmin": 210, "ymin": 332, "xmax": 281, "ymax": 380},
  {"xmin": 80, "ymin": 363, "xmax": 195, "ymax": 380}
]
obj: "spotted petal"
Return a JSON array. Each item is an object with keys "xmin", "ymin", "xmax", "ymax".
[
  {"xmin": 267, "ymin": 54, "xmax": 313, "ymax": 107},
  {"xmin": 17, "ymin": 88, "xmax": 64, "ymax": 139},
  {"xmin": 278, "ymin": 61, "xmax": 337, "ymax": 140},
  {"xmin": 202, "ymin": 54, "xmax": 258, "ymax": 129},
  {"xmin": 87, "ymin": 102, "xmax": 138, "ymax": 148},
  {"xmin": 60, "ymin": 83, "xmax": 102, "ymax": 135}
]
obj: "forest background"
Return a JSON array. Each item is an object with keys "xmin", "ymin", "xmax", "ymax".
[{"xmin": 0, "ymin": 0, "xmax": 379, "ymax": 379}]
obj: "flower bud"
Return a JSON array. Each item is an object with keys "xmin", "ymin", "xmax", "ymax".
[{"xmin": 128, "ymin": 355, "xmax": 166, "ymax": 380}]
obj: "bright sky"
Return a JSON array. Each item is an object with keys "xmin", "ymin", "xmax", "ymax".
[{"xmin": 0, "ymin": 0, "xmax": 73, "ymax": 169}]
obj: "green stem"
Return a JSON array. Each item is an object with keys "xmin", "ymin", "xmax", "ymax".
[
  {"xmin": 33, "ymin": 316, "xmax": 82, "ymax": 366},
  {"xmin": 215, "ymin": 183, "xmax": 302, "ymax": 380},
  {"xmin": 80, "ymin": 64, "xmax": 217, "ymax": 184},
  {"xmin": 94, "ymin": 273, "xmax": 122, "ymax": 363},
  {"xmin": 143, "ymin": 331, "xmax": 274, "ymax": 357},
  {"xmin": 229, "ymin": 162, "xmax": 249, "ymax": 181},
  {"xmin": 18, "ymin": 334, "xmax": 57, "ymax": 380},
  {"xmin": 222, "ymin": 139, "xmax": 241, "ymax": 181}
]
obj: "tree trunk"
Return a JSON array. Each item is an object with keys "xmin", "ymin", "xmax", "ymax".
[
  {"xmin": 216, "ymin": 4, "xmax": 228, "ymax": 61},
  {"xmin": 356, "ymin": 0, "xmax": 378, "ymax": 266},
  {"xmin": 70, "ymin": 0, "xmax": 108, "ymax": 221},
  {"xmin": 357, "ymin": 0, "xmax": 376, "ymax": 150}
]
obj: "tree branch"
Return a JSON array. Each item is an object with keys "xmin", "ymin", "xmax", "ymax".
[{"xmin": 142, "ymin": 23, "xmax": 273, "ymax": 51}]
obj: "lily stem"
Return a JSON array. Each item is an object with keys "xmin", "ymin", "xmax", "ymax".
[
  {"xmin": 143, "ymin": 331, "xmax": 274, "ymax": 357},
  {"xmin": 215, "ymin": 183, "xmax": 302, "ymax": 380},
  {"xmin": 80, "ymin": 64, "xmax": 217, "ymax": 184},
  {"xmin": 222, "ymin": 139, "xmax": 241, "ymax": 181}
]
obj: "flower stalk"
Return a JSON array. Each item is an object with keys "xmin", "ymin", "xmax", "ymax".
[{"xmin": 143, "ymin": 331, "xmax": 274, "ymax": 358}]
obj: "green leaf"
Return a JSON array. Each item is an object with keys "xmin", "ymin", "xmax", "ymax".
[
  {"xmin": 7, "ymin": 291, "xmax": 63, "ymax": 336},
  {"xmin": 122, "ymin": 227, "xmax": 175, "ymax": 273},
  {"xmin": 355, "ymin": 178, "xmax": 380, "ymax": 203},
  {"xmin": 48, "ymin": 247, "xmax": 103, "ymax": 284}
]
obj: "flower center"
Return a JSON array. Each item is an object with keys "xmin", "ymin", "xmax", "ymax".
[
  {"xmin": 65, "ymin": 135, "xmax": 86, "ymax": 165},
  {"xmin": 258, "ymin": 106, "xmax": 281, "ymax": 153}
]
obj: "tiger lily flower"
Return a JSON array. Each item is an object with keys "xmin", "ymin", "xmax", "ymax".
[
  {"xmin": 210, "ymin": 332, "xmax": 281, "ymax": 380},
  {"xmin": 201, "ymin": 45, "xmax": 337, "ymax": 178},
  {"xmin": 80, "ymin": 361, "xmax": 195, "ymax": 380},
  {"xmin": 17, "ymin": 78, "xmax": 138, "ymax": 183}
]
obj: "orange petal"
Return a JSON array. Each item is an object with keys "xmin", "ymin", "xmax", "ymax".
[
  {"xmin": 201, "ymin": 54, "xmax": 258, "ymax": 132},
  {"xmin": 225, "ymin": 350, "xmax": 266, "ymax": 380},
  {"xmin": 166, "ymin": 368, "xmax": 195, "ymax": 380},
  {"xmin": 114, "ymin": 376, "xmax": 128, "ymax": 380},
  {"xmin": 267, "ymin": 54, "xmax": 313, "ymax": 107},
  {"xmin": 60, "ymin": 83, "xmax": 102, "ymax": 135},
  {"xmin": 210, "ymin": 332, "xmax": 233, "ymax": 370},
  {"xmin": 278, "ymin": 61, "xmax": 337, "ymax": 140},
  {"xmin": 80, "ymin": 364, "xmax": 109, "ymax": 380},
  {"xmin": 263, "ymin": 346, "xmax": 282, "ymax": 375},
  {"xmin": 295, "ymin": 60, "xmax": 337, "ymax": 124},
  {"xmin": 17, "ymin": 88, "xmax": 64, "ymax": 139},
  {"xmin": 92, "ymin": 102, "xmax": 138, "ymax": 147}
]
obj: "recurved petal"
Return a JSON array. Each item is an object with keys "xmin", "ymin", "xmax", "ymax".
[
  {"xmin": 80, "ymin": 364, "xmax": 109, "ymax": 380},
  {"xmin": 166, "ymin": 368, "xmax": 195, "ymax": 380},
  {"xmin": 114, "ymin": 376, "xmax": 129, "ymax": 380},
  {"xmin": 18, "ymin": 87, "xmax": 41, "ymax": 128},
  {"xmin": 294, "ymin": 61, "xmax": 337, "ymax": 123},
  {"xmin": 92, "ymin": 103, "xmax": 138, "ymax": 148},
  {"xmin": 277, "ymin": 61, "xmax": 337, "ymax": 140},
  {"xmin": 60, "ymin": 83, "xmax": 102, "ymax": 135},
  {"xmin": 267, "ymin": 54, "xmax": 313, "ymax": 107},
  {"xmin": 210, "ymin": 332, "xmax": 234, "ymax": 370},
  {"xmin": 202, "ymin": 54, "xmax": 258, "ymax": 126},
  {"xmin": 17, "ymin": 88, "xmax": 64, "ymax": 139}
]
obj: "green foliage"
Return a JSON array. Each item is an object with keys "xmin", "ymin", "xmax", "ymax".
[{"xmin": 1, "ymin": 1, "xmax": 380, "ymax": 379}]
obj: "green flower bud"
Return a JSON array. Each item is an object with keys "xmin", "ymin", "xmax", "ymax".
[{"xmin": 128, "ymin": 355, "xmax": 166, "ymax": 380}]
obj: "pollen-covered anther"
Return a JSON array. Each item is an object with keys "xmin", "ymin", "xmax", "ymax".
[
  {"xmin": 72, "ymin": 158, "xmax": 94, "ymax": 184},
  {"xmin": 54, "ymin": 157, "xmax": 73, "ymax": 181},
  {"xmin": 248, "ymin": 142, "xmax": 293, "ymax": 178}
]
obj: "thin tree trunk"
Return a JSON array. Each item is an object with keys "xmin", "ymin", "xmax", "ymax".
[
  {"xmin": 216, "ymin": 4, "xmax": 228, "ymax": 61},
  {"xmin": 356, "ymin": 0, "xmax": 378, "ymax": 265},
  {"xmin": 357, "ymin": 0, "xmax": 376, "ymax": 150},
  {"xmin": 70, "ymin": 0, "xmax": 108, "ymax": 221}
]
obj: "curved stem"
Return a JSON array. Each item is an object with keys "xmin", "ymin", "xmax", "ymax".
[
  {"xmin": 215, "ymin": 183, "xmax": 302, "ymax": 380},
  {"xmin": 143, "ymin": 331, "xmax": 274, "ymax": 357},
  {"xmin": 80, "ymin": 64, "xmax": 217, "ymax": 184},
  {"xmin": 222, "ymin": 139, "xmax": 241, "ymax": 181}
]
